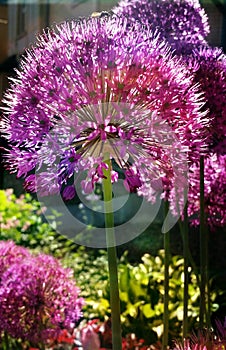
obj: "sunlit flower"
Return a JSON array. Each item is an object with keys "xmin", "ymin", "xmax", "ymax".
[
  {"xmin": 113, "ymin": 0, "xmax": 210, "ymax": 54},
  {"xmin": 1, "ymin": 16, "xmax": 207, "ymax": 201}
]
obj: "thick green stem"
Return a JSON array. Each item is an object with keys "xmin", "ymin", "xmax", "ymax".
[
  {"xmin": 178, "ymin": 219, "xmax": 200, "ymax": 287},
  {"xmin": 199, "ymin": 155, "xmax": 208, "ymax": 328},
  {"xmin": 162, "ymin": 201, "xmax": 170, "ymax": 350},
  {"xmin": 39, "ymin": 343, "xmax": 46, "ymax": 350},
  {"xmin": 103, "ymin": 156, "xmax": 122, "ymax": 350},
  {"xmin": 182, "ymin": 202, "xmax": 189, "ymax": 339},
  {"xmin": 176, "ymin": 187, "xmax": 189, "ymax": 339},
  {"xmin": 3, "ymin": 332, "xmax": 10, "ymax": 350}
]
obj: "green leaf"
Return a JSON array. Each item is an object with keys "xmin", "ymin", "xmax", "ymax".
[{"xmin": 142, "ymin": 303, "xmax": 155, "ymax": 318}]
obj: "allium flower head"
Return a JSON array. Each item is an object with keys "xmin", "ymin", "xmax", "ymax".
[
  {"xmin": 174, "ymin": 324, "xmax": 226, "ymax": 350},
  {"xmin": 0, "ymin": 240, "xmax": 31, "ymax": 280},
  {"xmin": 184, "ymin": 46, "xmax": 226, "ymax": 154},
  {"xmin": 0, "ymin": 243, "xmax": 84, "ymax": 344},
  {"xmin": 113, "ymin": 0, "xmax": 210, "ymax": 54},
  {"xmin": 1, "ymin": 16, "xmax": 207, "ymax": 201}
]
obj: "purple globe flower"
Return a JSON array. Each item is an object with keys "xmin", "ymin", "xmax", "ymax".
[
  {"xmin": 113, "ymin": 0, "xmax": 210, "ymax": 54},
  {"xmin": 1, "ymin": 16, "xmax": 208, "ymax": 201},
  {"xmin": 0, "ymin": 243, "xmax": 84, "ymax": 344},
  {"xmin": 184, "ymin": 46, "xmax": 226, "ymax": 155},
  {"xmin": 0, "ymin": 240, "xmax": 31, "ymax": 281},
  {"xmin": 188, "ymin": 154, "xmax": 226, "ymax": 228}
]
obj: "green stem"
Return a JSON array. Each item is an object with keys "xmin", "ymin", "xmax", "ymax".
[
  {"xmin": 178, "ymin": 219, "xmax": 200, "ymax": 287},
  {"xmin": 176, "ymin": 186, "xmax": 189, "ymax": 339},
  {"xmin": 206, "ymin": 250, "xmax": 211, "ymax": 328},
  {"xmin": 103, "ymin": 156, "xmax": 122, "ymax": 350},
  {"xmin": 39, "ymin": 343, "xmax": 46, "ymax": 350},
  {"xmin": 199, "ymin": 155, "xmax": 208, "ymax": 328},
  {"xmin": 182, "ymin": 202, "xmax": 189, "ymax": 339},
  {"xmin": 3, "ymin": 332, "xmax": 9, "ymax": 350},
  {"xmin": 162, "ymin": 201, "xmax": 170, "ymax": 350}
]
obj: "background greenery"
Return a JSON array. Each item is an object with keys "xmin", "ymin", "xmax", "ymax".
[{"xmin": 1, "ymin": 188, "xmax": 225, "ymax": 346}]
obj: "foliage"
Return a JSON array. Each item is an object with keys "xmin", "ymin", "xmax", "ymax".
[
  {"xmin": 0, "ymin": 188, "xmax": 223, "ymax": 346},
  {"xmin": 0, "ymin": 189, "xmax": 77, "ymax": 257},
  {"xmin": 118, "ymin": 251, "xmax": 197, "ymax": 344},
  {"xmin": 62, "ymin": 247, "xmax": 110, "ymax": 320},
  {"xmin": 63, "ymin": 249, "xmax": 220, "ymax": 345}
]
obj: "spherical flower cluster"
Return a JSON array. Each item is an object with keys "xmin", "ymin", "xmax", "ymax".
[
  {"xmin": 0, "ymin": 239, "xmax": 31, "ymax": 280},
  {"xmin": 113, "ymin": 1, "xmax": 225, "ymax": 156},
  {"xmin": 1, "ymin": 16, "xmax": 208, "ymax": 202},
  {"xmin": 174, "ymin": 320, "xmax": 226, "ymax": 350},
  {"xmin": 184, "ymin": 46, "xmax": 226, "ymax": 155},
  {"xmin": 0, "ymin": 240, "xmax": 83, "ymax": 345},
  {"xmin": 188, "ymin": 154, "xmax": 226, "ymax": 228},
  {"xmin": 113, "ymin": 0, "xmax": 210, "ymax": 54}
]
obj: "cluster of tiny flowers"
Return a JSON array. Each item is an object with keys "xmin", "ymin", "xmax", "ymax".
[
  {"xmin": 112, "ymin": 1, "xmax": 225, "ymax": 228},
  {"xmin": 0, "ymin": 239, "xmax": 31, "ymax": 280},
  {"xmin": 1, "ymin": 15, "xmax": 208, "ymax": 202},
  {"xmin": 0, "ymin": 240, "xmax": 83, "ymax": 345},
  {"xmin": 180, "ymin": 47, "xmax": 226, "ymax": 227},
  {"xmin": 113, "ymin": 0, "xmax": 210, "ymax": 54},
  {"xmin": 113, "ymin": 0, "xmax": 225, "ymax": 155},
  {"xmin": 184, "ymin": 46, "xmax": 226, "ymax": 155},
  {"xmin": 188, "ymin": 154, "xmax": 226, "ymax": 228},
  {"xmin": 173, "ymin": 319, "xmax": 226, "ymax": 350}
]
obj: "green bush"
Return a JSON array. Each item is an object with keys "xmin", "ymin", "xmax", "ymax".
[
  {"xmin": 118, "ymin": 251, "xmax": 200, "ymax": 343},
  {"xmin": 62, "ymin": 247, "xmax": 110, "ymax": 319},
  {"xmin": 0, "ymin": 188, "xmax": 76, "ymax": 257},
  {"xmin": 65, "ymin": 248, "xmax": 220, "ymax": 345}
]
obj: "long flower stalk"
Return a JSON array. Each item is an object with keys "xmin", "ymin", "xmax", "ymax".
[
  {"xmin": 162, "ymin": 201, "xmax": 170, "ymax": 350},
  {"xmin": 199, "ymin": 155, "xmax": 208, "ymax": 328},
  {"xmin": 103, "ymin": 156, "xmax": 122, "ymax": 350},
  {"xmin": 176, "ymin": 185, "xmax": 190, "ymax": 339},
  {"xmin": 179, "ymin": 217, "xmax": 200, "ymax": 286},
  {"xmin": 181, "ymin": 201, "xmax": 189, "ymax": 339},
  {"xmin": 3, "ymin": 332, "xmax": 9, "ymax": 350}
]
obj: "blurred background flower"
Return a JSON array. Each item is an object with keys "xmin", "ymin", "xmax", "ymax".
[
  {"xmin": 0, "ymin": 241, "xmax": 84, "ymax": 347},
  {"xmin": 113, "ymin": 0, "xmax": 210, "ymax": 54}
]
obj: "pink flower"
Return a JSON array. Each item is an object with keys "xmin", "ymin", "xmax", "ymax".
[
  {"xmin": 0, "ymin": 241, "xmax": 84, "ymax": 345},
  {"xmin": 80, "ymin": 324, "xmax": 101, "ymax": 350},
  {"xmin": 0, "ymin": 240, "xmax": 31, "ymax": 281}
]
